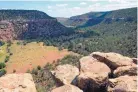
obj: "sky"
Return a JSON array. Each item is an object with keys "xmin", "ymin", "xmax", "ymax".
[{"xmin": 0, "ymin": 0, "xmax": 137, "ymax": 18}]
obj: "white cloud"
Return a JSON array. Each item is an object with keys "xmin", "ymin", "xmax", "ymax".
[
  {"xmin": 56, "ymin": 4, "xmax": 68, "ymax": 7},
  {"xmin": 103, "ymin": 2, "xmax": 136, "ymax": 11},
  {"xmin": 80, "ymin": 2, "xmax": 87, "ymax": 5},
  {"xmin": 90, "ymin": 0, "xmax": 99, "ymax": 1},
  {"xmin": 89, "ymin": 3, "xmax": 100, "ymax": 7},
  {"xmin": 48, "ymin": 9, "xmax": 52, "ymax": 12},
  {"xmin": 48, "ymin": 5, "xmax": 52, "ymax": 9},
  {"xmin": 73, "ymin": 7, "xmax": 81, "ymax": 10},
  {"xmin": 45, "ymin": 0, "xmax": 137, "ymax": 17}
]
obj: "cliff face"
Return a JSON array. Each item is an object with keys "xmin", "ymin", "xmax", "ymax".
[
  {"xmin": 0, "ymin": 21, "xmax": 14, "ymax": 41},
  {"xmin": 0, "ymin": 10, "xmax": 73, "ymax": 41}
]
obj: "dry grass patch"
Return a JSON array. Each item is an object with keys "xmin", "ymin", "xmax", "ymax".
[
  {"xmin": 6, "ymin": 41, "xmax": 73, "ymax": 73},
  {"xmin": 0, "ymin": 43, "xmax": 8, "ymax": 63}
]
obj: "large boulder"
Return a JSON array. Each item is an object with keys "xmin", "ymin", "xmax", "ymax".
[
  {"xmin": 0, "ymin": 73, "xmax": 36, "ymax": 92},
  {"xmin": 113, "ymin": 65, "xmax": 137, "ymax": 77},
  {"xmin": 108, "ymin": 75, "xmax": 137, "ymax": 92},
  {"xmin": 91, "ymin": 52, "xmax": 134, "ymax": 70},
  {"xmin": 51, "ymin": 85, "xmax": 83, "ymax": 92},
  {"xmin": 77, "ymin": 56, "xmax": 111, "ymax": 92},
  {"xmin": 51, "ymin": 64, "xmax": 79, "ymax": 85}
]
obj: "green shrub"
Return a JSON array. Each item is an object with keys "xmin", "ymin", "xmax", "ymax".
[
  {"xmin": 57, "ymin": 55, "xmax": 81, "ymax": 68},
  {"xmin": 32, "ymin": 68, "xmax": 56, "ymax": 92},
  {"xmin": 37, "ymin": 65, "xmax": 41, "ymax": 70},
  {"xmin": 58, "ymin": 46, "xmax": 63, "ymax": 51},
  {"xmin": 26, "ymin": 69, "xmax": 31, "ymax": 73},
  {"xmin": 0, "ymin": 41, "xmax": 5, "ymax": 46},
  {"xmin": 44, "ymin": 63, "xmax": 54, "ymax": 70},
  {"xmin": 7, "ymin": 41, "xmax": 12, "ymax": 47},
  {"xmin": 23, "ymin": 41, "xmax": 27, "ymax": 45},
  {"xmin": 16, "ymin": 42, "xmax": 21, "ymax": 45},
  {"xmin": 31, "ymin": 68, "xmax": 38, "ymax": 75},
  {"xmin": 9, "ymin": 53, "xmax": 13, "ymax": 56},
  {"xmin": 0, "ymin": 62, "xmax": 6, "ymax": 69},
  {"xmin": 0, "ymin": 69, "xmax": 6, "ymax": 77},
  {"xmin": 5, "ymin": 56, "xmax": 10, "ymax": 63}
]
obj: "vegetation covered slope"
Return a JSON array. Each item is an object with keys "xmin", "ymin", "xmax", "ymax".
[
  {"xmin": 63, "ymin": 12, "xmax": 108, "ymax": 27},
  {"xmin": 59, "ymin": 7, "xmax": 136, "ymax": 28},
  {"xmin": 52, "ymin": 7, "xmax": 137, "ymax": 57},
  {"xmin": 0, "ymin": 10, "xmax": 73, "ymax": 41}
]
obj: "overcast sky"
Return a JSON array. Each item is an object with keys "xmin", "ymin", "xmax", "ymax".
[{"xmin": 0, "ymin": 0, "xmax": 137, "ymax": 18}]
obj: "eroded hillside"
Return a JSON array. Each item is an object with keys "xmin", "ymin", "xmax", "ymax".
[{"xmin": 0, "ymin": 10, "xmax": 73, "ymax": 41}]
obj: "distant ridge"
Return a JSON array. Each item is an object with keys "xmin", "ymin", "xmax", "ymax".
[
  {"xmin": 0, "ymin": 10, "xmax": 54, "ymax": 20},
  {"xmin": 57, "ymin": 7, "xmax": 137, "ymax": 27}
]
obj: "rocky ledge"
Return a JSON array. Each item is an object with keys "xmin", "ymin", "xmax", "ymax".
[
  {"xmin": 0, "ymin": 73, "xmax": 37, "ymax": 92},
  {"xmin": 51, "ymin": 52, "xmax": 137, "ymax": 92}
]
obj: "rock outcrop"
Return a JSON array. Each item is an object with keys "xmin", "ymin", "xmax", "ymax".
[
  {"xmin": 77, "ymin": 56, "xmax": 111, "ymax": 91},
  {"xmin": 113, "ymin": 65, "xmax": 137, "ymax": 77},
  {"xmin": 51, "ymin": 85, "xmax": 83, "ymax": 92},
  {"xmin": 108, "ymin": 75, "xmax": 137, "ymax": 92},
  {"xmin": 51, "ymin": 64, "xmax": 79, "ymax": 85},
  {"xmin": 51, "ymin": 52, "xmax": 137, "ymax": 92},
  {"xmin": 91, "ymin": 52, "xmax": 133, "ymax": 70},
  {"xmin": 0, "ymin": 73, "xmax": 36, "ymax": 92}
]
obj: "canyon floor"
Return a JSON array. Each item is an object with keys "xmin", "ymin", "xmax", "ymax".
[{"xmin": 0, "ymin": 41, "xmax": 76, "ymax": 73}]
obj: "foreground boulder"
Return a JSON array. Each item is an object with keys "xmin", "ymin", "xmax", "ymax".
[
  {"xmin": 77, "ymin": 56, "xmax": 111, "ymax": 92},
  {"xmin": 91, "ymin": 52, "xmax": 133, "ymax": 70},
  {"xmin": 51, "ymin": 85, "xmax": 83, "ymax": 92},
  {"xmin": 0, "ymin": 73, "xmax": 36, "ymax": 92},
  {"xmin": 108, "ymin": 75, "xmax": 137, "ymax": 92},
  {"xmin": 113, "ymin": 65, "xmax": 137, "ymax": 77},
  {"xmin": 51, "ymin": 64, "xmax": 79, "ymax": 85}
]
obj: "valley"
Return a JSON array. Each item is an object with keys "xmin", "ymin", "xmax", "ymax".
[{"xmin": 0, "ymin": 6, "xmax": 137, "ymax": 92}]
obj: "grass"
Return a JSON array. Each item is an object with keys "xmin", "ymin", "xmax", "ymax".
[
  {"xmin": 5, "ymin": 41, "xmax": 75, "ymax": 73},
  {"xmin": 0, "ymin": 43, "xmax": 8, "ymax": 63}
]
